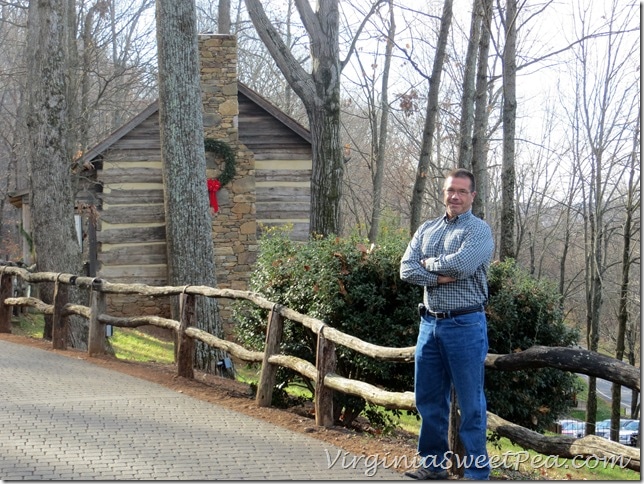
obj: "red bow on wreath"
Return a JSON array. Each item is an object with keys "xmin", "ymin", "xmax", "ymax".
[{"xmin": 207, "ymin": 178, "xmax": 221, "ymax": 212}]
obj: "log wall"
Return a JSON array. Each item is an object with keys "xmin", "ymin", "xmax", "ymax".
[{"xmin": 238, "ymin": 90, "xmax": 311, "ymax": 241}]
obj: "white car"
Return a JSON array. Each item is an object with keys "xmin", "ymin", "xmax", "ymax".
[
  {"xmin": 560, "ymin": 420, "xmax": 586, "ymax": 438},
  {"xmin": 595, "ymin": 418, "xmax": 635, "ymax": 440},
  {"xmin": 556, "ymin": 419, "xmax": 580, "ymax": 431},
  {"xmin": 619, "ymin": 420, "xmax": 639, "ymax": 445},
  {"xmin": 594, "ymin": 418, "xmax": 611, "ymax": 438}
]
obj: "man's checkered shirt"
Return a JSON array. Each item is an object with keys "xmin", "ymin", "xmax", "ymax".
[{"xmin": 400, "ymin": 210, "xmax": 494, "ymax": 312}]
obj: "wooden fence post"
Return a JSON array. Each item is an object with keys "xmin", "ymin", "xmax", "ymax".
[
  {"xmin": 448, "ymin": 388, "xmax": 465, "ymax": 477},
  {"xmin": 0, "ymin": 270, "xmax": 12, "ymax": 333},
  {"xmin": 51, "ymin": 277, "xmax": 68, "ymax": 350},
  {"xmin": 256, "ymin": 304, "xmax": 283, "ymax": 407},
  {"xmin": 177, "ymin": 292, "xmax": 195, "ymax": 379},
  {"xmin": 87, "ymin": 280, "xmax": 106, "ymax": 356},
  {"xmin": 315, "ymin": 325, "xmax": 336, "ymax": 427}
]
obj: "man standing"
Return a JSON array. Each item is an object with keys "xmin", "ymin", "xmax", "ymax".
[{"xmin": 400, "ymin": 168, "xmax": 494, "ymax": 480}]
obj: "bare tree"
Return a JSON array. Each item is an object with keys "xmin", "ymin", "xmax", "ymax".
[
  {"xmin": 155, "ymin": 0, "xmax": 229, "ymax": 375},
  {"xmin": 560, "ymin": 0, "xmax": 640, "ymax": 437},
  {"xmin": 70, "ymin": 1, "xmax": 157, "ymax": 151},
  {"xmin": 105, "ymin": 1, "xmax": 157, "ymax": 132},
  {"xmin": 408, "ymin": 0, "xmax": 453, "ymax": 234},
  {"xmin": 366, "ymin": 0, "xmax": 395, "ymax": 243},
  {"xmin": 0, "ymin": 4, "xmax": 28, "ymax": 258},
  {"xmin": 499, "ymin": 0, "xmax": 517, "ymax": 260},
  {"xmin": 244, "ymin": 0, "xmax": 386, "ymax": 236},
  {"xmin": 244, "ymin": 0, "xmax": 344, "ymax": 236},
  {"xmin": 456, "ymin": 0, "xmax": 483, "ymax": 172},
  {"xmin": 612, "ymin": 110, "xmax": 640, "ymax": 423},
  {"xmin": 470, "ymin": 0, "xmax": 493, "ymax": 219},
  {"xmin": 218, "ymin": 0, "xmax": 230, "ymax": 33}
]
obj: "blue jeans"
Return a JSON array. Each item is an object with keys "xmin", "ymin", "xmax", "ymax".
[{"xmin": 414, "ymin": 311, "xmax": 490, "ymax": 480}]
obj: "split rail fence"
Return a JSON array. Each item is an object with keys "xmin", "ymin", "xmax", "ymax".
[{"xmin": 0, "ymin": 263, "xmax": 640, "ymax": 472}]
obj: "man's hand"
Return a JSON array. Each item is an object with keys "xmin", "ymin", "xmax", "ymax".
[
  {"xmin": 437, "ymin": 275, "xmax": 456, "ymax": 284},
  {"xmin": 422, "ymin": 259, "xmax": 455, "ymax": 284}
]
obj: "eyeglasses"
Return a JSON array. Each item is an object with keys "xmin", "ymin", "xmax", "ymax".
[{"xmin": 444, "ymin": 188, "xmax": 471, "ymax": 197}]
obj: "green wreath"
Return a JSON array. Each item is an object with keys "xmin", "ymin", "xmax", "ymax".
[{"xmin": 204, "ymin": 138, "xmax": 236, "ymax": 187}]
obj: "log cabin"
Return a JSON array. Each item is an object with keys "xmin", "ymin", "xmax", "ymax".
[{"xmin": 9, "ymin": 34, "xmax": 312, "ymax": 319}]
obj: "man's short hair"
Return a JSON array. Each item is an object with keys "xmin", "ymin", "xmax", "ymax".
[{"xmin": 446, "ymin": 168, "xmax": 476, "ymax": 192}]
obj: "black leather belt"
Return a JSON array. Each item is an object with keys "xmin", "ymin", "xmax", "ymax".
[{"xmin": 419, "ymin": 304, "xmax": 484, "ymax": 320}]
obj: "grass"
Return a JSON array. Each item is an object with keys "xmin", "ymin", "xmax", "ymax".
[
  {"xmin": 568, "ymin": 375, "xmax": 631, "ymax": 421},
  {"xmin": 235, "ymin": 363, "xmax": 262, "ymax": 384},
  {"xmin": 9, "ymin": 313, "xmax": 639, "ymax": 480},
  {"xmin": 108, "ymin": 327, "xmax": 175, "ymax": 364},
  {"xmin": 10, "ymin": 312, "xmax": 175, "ymax": 364},
  {"xmin": 487, "ymin": 433, "xmax": 639, "ymax": 480},
  {"xmin": 11, "ymin": 312, "xmax": 44, "ymax": 338}
]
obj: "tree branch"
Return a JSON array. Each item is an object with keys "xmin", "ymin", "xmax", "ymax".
[
  {"xmin": 339, "ymin": 0, "xmax": 388, "ymax": 72},
  {"xmin": 243, "ymin": 0, "xmax": 315, "ymax": 105}
]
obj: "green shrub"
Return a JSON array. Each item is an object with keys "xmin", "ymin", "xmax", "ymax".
[
  {"xmin": 485, "ymin": 259, "xmax": 582, "ymax": 432},
  {"xmin": 235, "ymin": 231, "xmax": 581, "ymax": 434},
  {"xmin": 233, "ymin": 226, "xmax": 421, "ymax": 427}
]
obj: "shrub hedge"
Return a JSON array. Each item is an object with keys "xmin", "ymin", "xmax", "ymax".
[{"xmin": 234, "ymin": 228, "xmax": 580, "ymax": 431}]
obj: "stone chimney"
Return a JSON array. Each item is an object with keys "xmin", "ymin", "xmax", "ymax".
[
  {"xmin": 198, "ymin": 34, "xmax": 256, "ymax": 299},
  {"xmin": 199, "ymin": 34, "xmax": 239, "ymax": 144}
]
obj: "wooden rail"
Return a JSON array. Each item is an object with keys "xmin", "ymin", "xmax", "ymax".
[{"xmin": 0, "ymin": 264, "xmax": 640, "ymax": 472}]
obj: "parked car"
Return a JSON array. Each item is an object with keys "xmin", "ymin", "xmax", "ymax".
[
  {"xmin": 595, "ymin": 418, "xmax": 635, "ymax": 439},
  {"xmin": 556, "ymin": 419, "xmax": 580, "ymax": 432},
  {"xmin": 630, "ymin": 429, "xmax": 639, "ymax": 447},
  {"xmin": 594, "ymin": 418, "xmax": 612, "ymax": 437},
  {"xmin": 619, "ymin": 420, "xmax": 639, "ymax": 445},
  {"xmin": 553, "ymin": 419, "xmax": 577, "ymax": 434},
  {"xmin": 560, "ymin": 419, "xmax": 586, "ymax": 438}
]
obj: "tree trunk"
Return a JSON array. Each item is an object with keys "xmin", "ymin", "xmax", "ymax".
[
  {"xmin": 307, "ymin": 106, "xmax": 343, "ymax": 237},
  {"xmin": 456, "ymin": 0, "xmax": 482, "ymax": 172},
  {"xmin": 155, "ymin": 0, "xmax": 229, "ymax": 376},
  {"xmin": 448, "ymin": 387, "xmax": 465, "ymax": 477},
  {"xmin": 368, "ymin": 0, "xmax": 395, "ymax": 244},
  {"xmin": 77, "ymin": 3, "xmax": 95, "ymax": 153},
  {"xmin": 283, "ymin": 0, "xmax": 295, "ymax": 116},
  {"xmin": 65, "ymin": 0, "xmax": 80, "ymax": 160},
  {"xmin": 585, "ymin": 155, "xmax": 604, "ymax": 437},
  {"xmin": 218, "ymin": 0, "xmax": 231, "ymax": 34},
  {"xmin": 245, "ymin": 0, "xmax": 343, "ymax": 237},
  {"xmin": 499, "ymin": 0, "xmax": 517, "ymax": 260},
  {"xmin": 485, "ymin": 346, "xmax": 639, "ymax": 392},
  {"xmin": 487, "ymin": 413, "xmax": 640, "ymax": 472},
  {"xmin": 408, "ymin": 0, "xmax": 454, "ymax": 235},
  {"xmin": 471, "ymin": 0, "xmax": 492, "ymax": 220},
  {"xmin": 26, "ymin": 0, "xmax": 85, "ymax": 348},
  {"xmin": 611, "ymin": 114, "xmax": 639, "ymax": 425},
  {"xmin": 303, "ymin": 0, "xmax": 342, "ymax": 236},
  {"xmin": 558, "ymin": 167, "xmax": 579, "ymax": 307}
]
